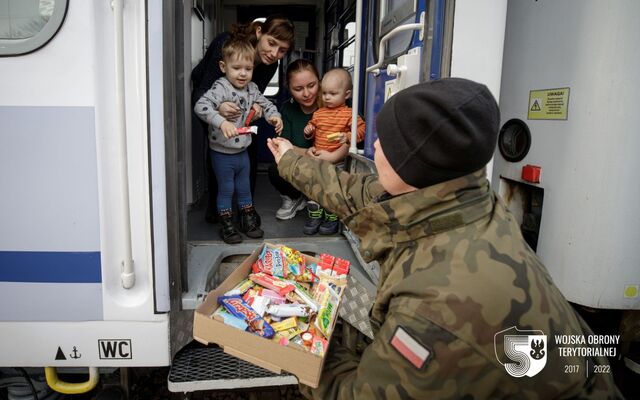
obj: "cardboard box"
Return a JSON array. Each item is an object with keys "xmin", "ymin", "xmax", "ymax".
[{"xmin": 193, "ymin": 243, "xmax": 334, "ymax": 388}]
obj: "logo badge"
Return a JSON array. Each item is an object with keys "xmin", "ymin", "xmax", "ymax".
[{"xmin": 494, "ymin": 326, "xmax": 547, "ymax": 377}]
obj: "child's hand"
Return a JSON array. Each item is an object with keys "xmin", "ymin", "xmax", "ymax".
[
  {"xmin": 269, "ymin": 116, "xmax": 283, "ymax": 135},
  {"xmin": 306, "ymin": 147, "xmax": 318, "ymax": 157},
  {"xmin": 313, "ymin": 149, "xmax": 335, "ymax": 161},
  {"xmin": 220, "ymin": 121, "xmax": 237, "ymax": 139},
  {"xmin": 303, "ymin": 123, "xmax": 316, "ymax": 139}
]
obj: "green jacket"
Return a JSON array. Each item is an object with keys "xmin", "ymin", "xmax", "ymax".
[{"xmin": 278, "ymin": 151, "xmax": 621, "ymax": 399}]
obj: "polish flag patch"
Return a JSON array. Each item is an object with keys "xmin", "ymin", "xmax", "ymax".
[{"xmin": 390, "ymin": 326, "xmax": 432, "ymax": 369}]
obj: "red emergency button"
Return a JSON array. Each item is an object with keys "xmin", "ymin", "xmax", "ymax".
[{"xmin": 522, "ymin": 164, "xmax": 541, "ymax": 183}]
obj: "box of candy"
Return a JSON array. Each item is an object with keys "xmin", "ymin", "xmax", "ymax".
[{"xmin": 192, "ymin": 243, "xmax": 350, "ymax": 388}]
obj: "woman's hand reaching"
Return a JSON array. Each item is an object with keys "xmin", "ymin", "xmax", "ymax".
[{"xmin": 218, "ymin": 102, "xmax": 242, "ymax": 121}]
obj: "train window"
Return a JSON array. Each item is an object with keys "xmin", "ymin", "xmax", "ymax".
[
  {"xmin": 0, "ymin": 0, "xmax": 68, "ymax": 56},
  {"xmin": 324, "ymin": 0, "xmax": 356, "ymax": 71},
  {"xmin": 341, "ymin": 22, "xmax": 356, "ymax": 68},
  {"xmin": 376, "ymin": 0, "xmax": 417, "ymax": 61},
  {"xmin": 264, "ymin": 60, "xmax": 280, "ymax": 97}
]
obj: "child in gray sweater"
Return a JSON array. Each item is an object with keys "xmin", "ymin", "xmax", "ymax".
[{"xmin": 195, "ymin": 37, "xmax": 283, "ymax": 243}]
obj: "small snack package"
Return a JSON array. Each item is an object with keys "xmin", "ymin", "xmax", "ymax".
[
  {"xmin": 218, "ymin": 295, "xmax": 275, "ymax": 338},
  {"xmin": 249, "ymin": 272, "xmax": 296, "ymax": 296},
  {"xmin": 314, "ymin": 283, "xmax": 341, "ymax": 338},
  {"xmin": 253, "ymin": 245, "xmax": 288, "ymax": 277},
  {"xmin": 211, "ymin": 306, "xmax": 249, "ymax": 331},
  {"xmin": 267, "ymin": 303, "xmax": 311, "ymax": 318},
  {"xmin": 224, "ymin": 278, "xmax": 255, "ymax": 296}
]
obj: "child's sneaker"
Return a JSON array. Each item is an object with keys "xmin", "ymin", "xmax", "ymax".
[
  {"xmin": 303, "ymin": 201, "xmax": 323, "ymax": 235},
  {"xmin": 276, "ymin": 195, "xmax": 307, "ymax": 220},
  {"xmin": 319, "ymin": 212, "xmax": 339, "ymax": 235}
]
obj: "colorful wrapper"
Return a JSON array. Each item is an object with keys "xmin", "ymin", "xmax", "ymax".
[
  {"xmin": 224, "ymin": 278, "xmax": 255, "ymax": 297},
  {"xmin": 310, "ymin": 335, "xmax": 329, "ymax": 357},
  {"xmin": 212, "ymin": 306, "xmax": 249, "ymax": 331},
  {"xmin": 267, "ymin": 303, "xmax": 310, "ymax": 317},
  {"xmin": 218, "ymin": 295, "xmax": 275, "ymax": 338},
  {"xmin": 314, "ymin": 284, "xmax": 341, "ymax": 338},
  {"xmin": 289, "ymin": 281, "xmax": 319, "ymax": 312},
  {"xmin": 254, "ymin": 245, "xmax": 288, "ymax": 277},
  {"xmin": 249, "ymin": 272, "xmax": 295, "ymax": 296},
  {"xmin": 270, "ymin": 317, "xmax": 298, "ymax": 332}
]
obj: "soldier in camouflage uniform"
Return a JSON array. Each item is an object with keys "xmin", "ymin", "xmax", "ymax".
[{"xmin": 267, "ymin": 78, "xmax": 622, "ymax": 399}]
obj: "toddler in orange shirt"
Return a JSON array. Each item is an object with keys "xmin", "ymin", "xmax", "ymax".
[
  {"xmin": 302, "ymin": 68, "xmax": 366, "ymax": 235},
  {"xmin": 303, "ymin": 68, "xmax": 365, "ymax": 156}
]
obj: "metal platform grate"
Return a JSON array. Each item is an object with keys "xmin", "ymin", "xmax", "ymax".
[{"xmin": 168, "ymin": 344, "xmax": 297, "ymax": 392}]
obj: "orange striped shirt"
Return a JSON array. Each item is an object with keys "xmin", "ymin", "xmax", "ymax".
[{"xmin": 307, "ymin": 105, "xmax": 365, "ymax": 151}]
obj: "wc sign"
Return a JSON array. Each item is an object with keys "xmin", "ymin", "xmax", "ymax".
[
  {"xmin": 98, "ymin": 339, "xmax": 132, "ymax": 359},
  {"xmin": 494, "ymin": 327, "xmax": 547, "ymax": 378}
]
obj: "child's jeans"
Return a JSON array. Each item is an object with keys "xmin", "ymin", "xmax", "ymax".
[{"xmin": 210, "ymin": 149, "xmax": 252, "ymax": 212}]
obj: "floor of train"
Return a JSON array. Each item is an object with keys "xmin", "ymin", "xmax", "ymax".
[{"xmin": 187, "ymin": 170, "xmax": 340, "ymax": 242}]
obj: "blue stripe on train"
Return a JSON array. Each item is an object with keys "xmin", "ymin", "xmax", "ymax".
[{"xmin": 0, "ymin": 251, "xmax": 101, "ymax": 283}]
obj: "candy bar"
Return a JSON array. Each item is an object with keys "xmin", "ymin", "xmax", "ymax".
[
  {"xmin": 314, "ymin": 284, "xmax": 341, "ymax": 338},
  {"xmin": 270, "ymin": 317, "xmax": 298, "ymax": 332},
  {"xmin": 250, "ymin": 295, "xmax": 270, "ymax": 316},
  {"xmin": 267, "ymin": 303, "xmax": 310, "ymax": 317},
  {"xmin": 289, "ymin": 281, "xmax": 319, "ymax": 312},
  {"xmin": 211, "ymin": 306, "xmax": 249, "ymax": 331},
  {"xmin": 218, "ymin": 295, "xmax": 275, "ymax": 338},
  {"xmin": 249, "ymin": 272, "xmax": 295, "ymax": 296},
  {"xmin": 261, "ymin": 288, "xmax": 287, "ymax": 305},
  {"xmin": 224, "ymin": 278, "xmax": 255, "ymax": 296},
  {"xmin": 278, "ymin": 325, "xmax": 305, "ymax": 340},
  {"xmin": 236, "ymin": 126, "xmax": 258, "ymax": 135}
]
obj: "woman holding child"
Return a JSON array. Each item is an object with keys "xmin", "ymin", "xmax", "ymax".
[
  {"xmin": 193, "ymin": 16, "xmax": 293, "ymax": 243},
  {"xmin": 269, "ymin": 60, "xmax": 352, "ymax": 235},
  {"xmin": 192, "ymin": 15, "xmax": 295, "ymax": 229}
]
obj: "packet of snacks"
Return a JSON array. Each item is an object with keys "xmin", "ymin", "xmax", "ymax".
[
  {"xmin": 252, "ymin": 245, "xmax": 288, "ymax": 277},
  {"xmin": 313, "ymin": 282, "xmax": 341, "ymax": 338}
]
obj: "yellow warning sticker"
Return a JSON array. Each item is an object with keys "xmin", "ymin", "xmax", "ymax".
[{"xmin": 527, "ymin": 87, "xmax": 570, "ymax": 120}]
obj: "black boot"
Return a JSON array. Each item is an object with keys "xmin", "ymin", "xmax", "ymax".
[
  {"xmin": 219, "ymin": 209, "xmax": 242, "ymax": 244},
  {"xmin": 240, "ymin": 205, "xmax": 264, "ymax": 239}
]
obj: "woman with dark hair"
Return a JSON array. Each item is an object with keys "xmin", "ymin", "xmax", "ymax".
[
  {"xmin": 269, "ymin": 59, "xmax": 349, "ymax": 230},
  {"xmin": 191, "ymin": 15, "xmax": 295, "ymax": 224}
]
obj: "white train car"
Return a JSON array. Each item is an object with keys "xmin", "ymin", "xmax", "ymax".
[{"xmin": 1, "ymin": 0, "xmax": 635, "ymax": 397}]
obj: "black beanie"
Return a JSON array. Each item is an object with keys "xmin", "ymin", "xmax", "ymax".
[{"xmin": 376, "ymin": 77, "xmax": 500, "ymax": 188}]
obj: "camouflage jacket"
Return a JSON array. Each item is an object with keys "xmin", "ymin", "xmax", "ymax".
[{"xmin": 278, "ymin": 151, "xmax": 622, "ymax": 399}]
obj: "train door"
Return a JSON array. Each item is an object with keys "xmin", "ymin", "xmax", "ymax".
[
  {"xmin": 0, "ymin": 0, "xmax": 170, "ymax": 378},
  {"xmin": 362, "ymin": 0, "xmax": 508, "ymax": 159}
]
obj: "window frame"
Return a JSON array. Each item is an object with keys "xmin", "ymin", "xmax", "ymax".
[{"xmin": 0, "ymin": 0, "xmax": 69, "ymax": 57}]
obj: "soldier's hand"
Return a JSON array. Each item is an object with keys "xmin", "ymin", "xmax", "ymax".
[{"xmin": 267, "ymin": 137, "xmax": 293, "ymax": 164}]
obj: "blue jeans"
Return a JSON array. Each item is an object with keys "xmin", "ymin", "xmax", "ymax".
[{"xmin": 210, "ymin": 150, "xmax": 252, "ymax": 212}]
